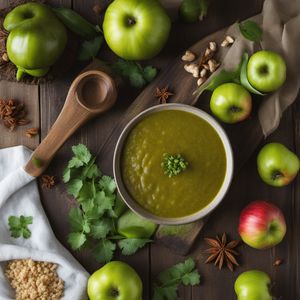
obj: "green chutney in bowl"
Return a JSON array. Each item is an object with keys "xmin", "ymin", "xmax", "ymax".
[{"xmin": 113, "ymin": 104, "xmax": 233, "ymax": 224}]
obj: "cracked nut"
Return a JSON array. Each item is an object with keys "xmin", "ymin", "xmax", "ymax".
[
  {"xmin": 181, "ymin": 50, "xmax": 196, "ymax": 62},
  {"xmin": 1, "ymin": 53, "xmax": 9, "ymax": 62},
  {"xmin": 184, "ymin": 63, "xmax": 200, "ymax": 78},
  {"xmin": 209, "ymin": 41, "xmax": 217, "ymax": 52},
  {"xmin": 200, "ymin": 68, "xmax": 207, "ymax": 78},
  {"xmin": 208, "ymin": 59, "xmax": 220, "ymax": 73},
  {"xmin": 197, "ymin": 77, "xmax": 206, "ymax": 86},
  {"xmin": 221, "ymin": 35, "xmax": 235, "ymax": 47}
]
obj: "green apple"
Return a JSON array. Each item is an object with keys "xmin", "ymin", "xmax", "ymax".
[
  {"xmin": 247, "ymin": 50, "xmax": 286, "ymax": 93},
  {"xmin": 103, "ymin": 0, "xmax": 171, "ymax": 60},
  {"xmin": 257, "ymin": 143, "xmax": 300, "ymax": 187},
  {"xmin": 234, "ymin": 270, "xmax": 272, "ymax": 300},
  {"xmin": 210, "ymin": 83, "xmax": 252, "ymax": 123},
  {"xmin": 88, "ymin": 261, "xmax": 142, "ymax": 300},
  {"xmin": 117, "ymin": 210, "xmax": 157, "ymax": 238}
]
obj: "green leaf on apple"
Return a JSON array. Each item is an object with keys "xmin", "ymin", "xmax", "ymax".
[
  {"xmin": 238, "ymin": 20, "xmax": 262, "ymax": 42},
  {"xmin": 78, "ymin": 36, "xmax": 104, "ymax": 61},
  {"xmin": 240, "ymin": 53, "xmax": 265, "ymax": 95}
]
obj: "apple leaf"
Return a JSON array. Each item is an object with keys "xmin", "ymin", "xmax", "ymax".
[
  {"xmin": 240, "ymin": 52, "xmax": 265, "ymax": 95},
  {"xmin": 238, "ymin": 20, "xmax": 262, "ymax": 42}
]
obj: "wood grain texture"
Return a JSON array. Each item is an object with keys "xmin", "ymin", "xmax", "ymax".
[{"xmin": 0, "ymin": 0, "xmax": 298, "ymax": 299}]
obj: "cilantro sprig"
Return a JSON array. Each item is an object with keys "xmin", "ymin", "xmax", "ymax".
[
  {"xmin": 63, "ymin": 144, "xmax": 152, "ymax": 263},
  {"xmin": 8, "ymin": 215, "xmax": 33, "ymax": 239},
  {"xmin": 112, "ymin": 59, "xmax": 158, "ymax": 88},
  {"xmin": 153, "ymin": 258, "xmax": 201, "ymax": 300},
  {"xmin": 161, "ymin": 153, "xmax": 189, "ymax": 177}
]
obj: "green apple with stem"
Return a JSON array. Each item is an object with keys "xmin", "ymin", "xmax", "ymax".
[
  {"xmin": 210, "ymin": 83, "xmax": 252, "ymax": 124},
  {"xmin": 103, "ymin": 0, "xmax": 171, "ymax": 60},
  {"xmin": 257, "ymin": 143, "xmax": 300, "ymax": 187},
  {"xmin": 247, "ymin": 50, "xmax": 286, "ymax": 93}
]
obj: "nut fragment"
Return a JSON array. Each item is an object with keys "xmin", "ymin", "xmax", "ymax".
[
  {"xmin": 209, "ymin": 41, "xmax": 217, "ymax": 52},
  {"xmin": 181, "ymin": 50, "xmax": 196, "ymax": 62},
  {"xmin": 1, "ymin": 53, "xmax": 9, "ymax": 62},
  {"xmin": 200, "ymin": 68, "xmax": 207, "ymax": 78},
  {"xmin": 208, "ymin": 59, "xmax": 220, "ymax": 73},
  {"xmin": 25, "ymin": 127, "xmax": 39, "ymax": 138},
  {"xmin": 221, "ymin": 35, "xmax": 235, "ymax": 47},
  {"xmin": 197, "ymin": 77, "xmax": 206, "ymax": 86},
  {"xmin": 273, "ymin": 258, "xmax": 283, "ymax": 266},
  {"xmin": 184, "ymin": 63, "xmax": 200, "ymax": 78}
]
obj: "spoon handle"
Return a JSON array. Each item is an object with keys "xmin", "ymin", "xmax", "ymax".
[{"xmin": 24, "ymin": 98, "xmax": 91, "ymax": 177}]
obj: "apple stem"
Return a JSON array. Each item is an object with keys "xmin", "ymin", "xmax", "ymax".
[
  {"xmin": 127, "ymin": 17, "xmax": 136, "ymax": 26},
  {"xmin": 110, "ymin": 288, "xmax": 119, "ymax": 297}
]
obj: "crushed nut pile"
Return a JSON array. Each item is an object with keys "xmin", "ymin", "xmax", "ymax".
[
  {"xmin": 5, "ymin": 259, "xmax": 64, "ymax": 300},
  {"xmin": 182, "ymin": 35, "xmax": 235, "ymax": 86},
  {"xmin": 0, "ymin": 99, "xmax": 30, "ymax": 131}
]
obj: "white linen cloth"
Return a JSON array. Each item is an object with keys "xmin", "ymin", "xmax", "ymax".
[{"xmin": 0, "ymin": 145, "xmax": 89, "ymax": 300}]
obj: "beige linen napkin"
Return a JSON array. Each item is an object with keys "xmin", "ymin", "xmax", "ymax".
[{"xmin": 160, "ymin": 0, "xmax": 300, "ymax": 136}]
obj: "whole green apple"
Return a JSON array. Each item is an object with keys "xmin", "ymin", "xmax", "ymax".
[
  {"xmin": 88, "ymin": 261, "xmax": 142, "ymax": 300},
  {"xmin": 103, "ymin": 0, "xmax": 171, "ymax": 60},
  {"xmin": 257, "ymin": 143, "xmax": 300, "ymax": 187},
  {"xmin": 234, "ymin": 270, "xmax": 272, "ymax": 300},
  {"xmin": 247, "ymin": 50, "xmax": 286, "ymax": 93},
  {"xmin": 210, "ymin": 83, "xmax": 252, "ymax": 123}
]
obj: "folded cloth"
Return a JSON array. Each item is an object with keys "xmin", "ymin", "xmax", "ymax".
[
  {"xmin": 0, "ymin": 146, "xmax": 89, "ymax": 300},
  {"xmin": 161, "ymin": 0, "xmax": 300, "ymax": 136}
]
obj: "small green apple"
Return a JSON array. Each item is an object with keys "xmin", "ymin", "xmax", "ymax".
[
  {"xmin": 234, "ymin": 270, "xmax": 272, "ymax": 300},
  {"xmin": 247, "ymin": 50, "xmax": 286, "ymax": 93},
  {"xmin": 88, "ymin": 261, "xmax": 142, "ymax": 300},
  {"xmin": 210, "ymin": 83, "xmax": 252, "ymax": 124},
  {"xmin": 257, "ymin": 143, "xmax": 300, "ymax": 187},
  {"xmin": 103, "ymin": 0, "xmax": 171, "ymax": 60}
]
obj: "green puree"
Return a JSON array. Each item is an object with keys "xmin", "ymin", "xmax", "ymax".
[{"xmin": 121, "ymin": 110, "xmax": 226, "ymax": 218}]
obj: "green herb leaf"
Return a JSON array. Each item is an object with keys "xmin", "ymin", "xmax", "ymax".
[
  {"xmin": 8, "ymin": 215, "xmax": 33, "ymax": 239},
  {"xmin": 78, "ymin": 36, "xmax": 103, "ymax": 61},
  {"xmin": 161, "ymin": 153, "xmax": 189, "ymax": 178},
  {"xmin": 118, "ymin": 238, "xmax": 151, "ymax": 256},
  {"xmin": 67, "ymin": 179, "xmax": 83, "ymax": 198},
  {"xmin": 68, "ymin": 207, "xmax": 85, "ymax": 232},
  {"xmin": 90, "ymin": 218, "xmax": 113, "ymax": 239},
  {"xmin": 93, "ymin": 239, "xmax": 116, "ymax": 263},
  {"xmin": 112, "ymin": 59, "xmax": 158, "ymax": 88},
  {"xmin": 238, "ymin": 20, "xmax": 262, "ymax": 42},
  {"xmin": 72, "ymin": 144, "xmax": 92, "ymax": 164},
  {"xmin": 32, "ymin": 157, "xmax": 42, "ymax": 168},
  {"xmin": 99, "ymin": 176, "xmax": 117, "ymax": 195},
  {"xmin": 240, "ymin": 52, "xmax": 265, "ymax": 95},
  {"xmin": 153, "ymin": 258, "xmax": 200, "ymax": 300},
  {"xmin": 68, "ymin": 232, "xmax": 87, "ymax": 250}
]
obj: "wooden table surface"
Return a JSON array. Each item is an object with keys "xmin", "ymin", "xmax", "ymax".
[{"xmin": 1, "ymin": 0, "xmax": 299, "ymax": 299}]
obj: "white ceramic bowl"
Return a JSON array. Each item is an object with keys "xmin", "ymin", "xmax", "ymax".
[{"xmin": 113, "ymin": 103, "xmax": 234, "ymax": 225}]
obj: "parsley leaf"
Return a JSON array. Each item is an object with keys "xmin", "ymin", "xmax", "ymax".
[
  {"xmin": 118, "ymin": 238, "xmax": 151, "ymax": 256},
  {"xmin": 8, "ymin": 215, "xmax": 33, "ymax": 239},
  {"xmin": 68, "ymin": 232, "xmax": 87, "ymax": 250},
  {"xmin": 238, "ymin": 20, "xmax": 262, "ymax": 42},
  {"xmin": 112, "ymin": 59, "xmax": 158, "ymax": 88},
  {"xmin": 93, "ymin": 239, "xmax": 116, "ymax": 263},
  {"xmin": 64, "ymin": 144, "xmax": 153, "ymax": 263},
  {"xmin": 153, "ymin": 258, "xmax": 200, "ymax": 300},
  {"xmin": 78, "ymin": 36, "xmax": 104, "ymax": 61}
]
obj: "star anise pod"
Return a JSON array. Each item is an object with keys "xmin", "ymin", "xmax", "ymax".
[
  {"xmin": 155, "ymin": 86, "xmax": 174, "ymax": 104},
  {"xmin": 41, "ymin": 175, "xmax": 56, "ymax": 189},
  {"xmin": 204, "ymin": 233, "xmax": 239, "ymax": 272}
]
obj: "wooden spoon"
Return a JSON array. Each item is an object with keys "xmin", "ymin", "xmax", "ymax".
[{"xmin": 24, "ymin": 70, "xmax": 117, "ymax": 177}]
